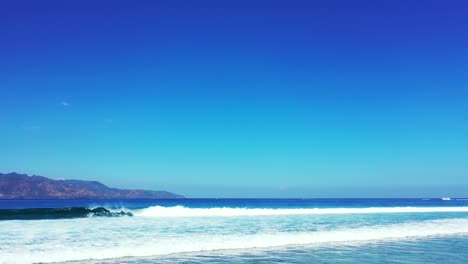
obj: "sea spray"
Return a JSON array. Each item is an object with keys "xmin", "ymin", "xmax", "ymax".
[{"xmin": 134, "ymin": 205, "xmax": 468, "ymax": 218}]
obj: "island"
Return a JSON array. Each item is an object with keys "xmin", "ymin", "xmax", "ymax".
[{"xmin": 0, "ymin": 172, "xmax": 184, "ymax": 199}]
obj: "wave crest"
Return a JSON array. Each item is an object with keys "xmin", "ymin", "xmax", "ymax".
[
  {"xmin": 135, "ymin": 206, "xmax": 468, "ymax": 218},
  {"xmin": 0, "ymin": 207, "xmax": 133, "ymax": 220}
]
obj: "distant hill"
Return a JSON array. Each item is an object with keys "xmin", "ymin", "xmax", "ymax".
[{"xmin": 0, "ymin": 172, "xmax": 184, "ymax": 199}]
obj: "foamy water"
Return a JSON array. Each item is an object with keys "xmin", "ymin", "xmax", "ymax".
[
  {"xmin": 2, "ymin": 203, "xmax": 468, "ymax": 264},
  {"xmin": 134, "ymin": 205, "xmax": 468, "ymax": 217}
]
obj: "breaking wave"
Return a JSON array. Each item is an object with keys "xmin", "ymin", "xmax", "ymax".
[
  {"xmin": 134, "ymin": 205, "xmax": 468, "ymax": 217},
  {"xmin": 4, "ymin": 205, "xmax": 468, "ymax": 220},
  {"xmin": 0, "ymin": 207, "xmax": 132, "ymax": 220}
]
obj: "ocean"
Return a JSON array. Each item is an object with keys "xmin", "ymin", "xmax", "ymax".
[{"xmin": 1, "ymin": 198, "xmax": 468, "ymax": 264}]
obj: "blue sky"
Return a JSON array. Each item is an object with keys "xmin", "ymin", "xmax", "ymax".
[{"xmin": 1, "ymin": 0, "xmax": 468, "ymax": 197}]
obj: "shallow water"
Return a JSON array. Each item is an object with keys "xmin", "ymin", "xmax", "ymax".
[{"xmin": 81, "ymin": 235, "xmax": 468, "ymax": 264}]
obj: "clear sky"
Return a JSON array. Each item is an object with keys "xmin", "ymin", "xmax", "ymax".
[{"xmin": 1, "ymin": 0, "xmax": 468, "ymax": 198}]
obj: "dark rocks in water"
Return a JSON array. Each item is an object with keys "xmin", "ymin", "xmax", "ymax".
[
  {"xmin": 89, "ymin": 207, "xmax": 133, "ymax": 217},
  {"xmin": 0, "ymin": 172, "xmax": 184, "ymax": 199}
]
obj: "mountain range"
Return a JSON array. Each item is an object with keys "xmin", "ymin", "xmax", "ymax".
[{"xmin": 0, "ymin": 172, "xmax": 184, "ymax": 199}]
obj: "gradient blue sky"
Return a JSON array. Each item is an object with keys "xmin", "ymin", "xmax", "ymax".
[{"xmin": 1, "ymin": 0, "xmax": 468, "ymax": 197}]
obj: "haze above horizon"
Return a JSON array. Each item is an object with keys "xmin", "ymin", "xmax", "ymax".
[{"xmin": 1, "ymin": 0, "xmax": 468, "ymax": 198}]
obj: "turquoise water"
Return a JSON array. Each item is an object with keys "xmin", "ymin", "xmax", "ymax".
[{"xmin": 1, "ymin": 199, "xmax": 468, "ymax": 263}]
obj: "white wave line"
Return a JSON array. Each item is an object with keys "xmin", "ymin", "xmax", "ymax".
[{"xmin": 134, "ymin": 206, "xmax": 468, "ymax": 217}]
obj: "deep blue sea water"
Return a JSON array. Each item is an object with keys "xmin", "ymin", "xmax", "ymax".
[{"xmin": 1, "ymin": 198, "xmax": 468, "ymax": 263}]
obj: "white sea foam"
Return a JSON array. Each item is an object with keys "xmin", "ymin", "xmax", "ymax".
[
  {"xmin": 2, "ymin": 216, "xmax": 468, "ymax": 263},
  {"xmin": 134, "ymin": 205, "xmax": 468, "ymax": 217}
]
